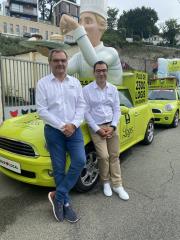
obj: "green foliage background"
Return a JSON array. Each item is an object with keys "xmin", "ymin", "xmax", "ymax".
[{"xmin": 0, "ymin": 35, "xmax": 33, "ymax": 56}]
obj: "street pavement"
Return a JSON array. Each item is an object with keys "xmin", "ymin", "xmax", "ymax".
[{"xmin": 0, "ymin": 126, "xmax": 180, "ymax": 240}]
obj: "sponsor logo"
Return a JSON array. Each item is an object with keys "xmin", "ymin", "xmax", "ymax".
[{"xmin": 122, "ymin": 126, "xmax": 134, "ymax": 138}]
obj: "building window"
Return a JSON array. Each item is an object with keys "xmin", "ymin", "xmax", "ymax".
[
  {"xmin": 10, "ymin": 24, "xmax": 14, "ymax": 34},
  {"xmin": 23, "ymin": 26, "xmax": 27, "ymax": 33},
  {"xmin": 65, "ymin": 3, "xmax": 70, "ymax": 13},
  {"xmin": 3, "ymin": 22, "xmax": 7, "ymax": 33},
  {"xmin": 30, "ymin": 27, "xmax": 39, "ymax": 33},
  {"xmin": 74, "ymin": 6, "xmax": 78, "ymax": 16},
  {"xmin": 45, "ymin": 31, "xmax": 48, "ymax": 40},
  {"xmin": 11, "ymin": 3, "xmax": 23, "ymax": 13},
  {"xmin": 16, "ymin": 25, "xmax": 20, "ymax": 35}
]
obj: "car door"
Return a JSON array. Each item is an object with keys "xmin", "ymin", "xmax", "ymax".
[
  {"xmin": 176, "ymin": 89, "xmax": 180, "ymax": 115},
  {"xmin": 133, "ymin": 104, "xmax": 149, "ymax": 141},
  {"xmin": 120, "ymin": 108, "xmax": 135, "ymax": 147},
  {"xmin": 118, "ymin": 89, "xmax": 135, "ymax": 150}
]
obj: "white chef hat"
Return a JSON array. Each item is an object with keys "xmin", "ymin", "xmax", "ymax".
[{"xmin": 80, "ymin": 0, "xmax": 108, "ymax": 20}]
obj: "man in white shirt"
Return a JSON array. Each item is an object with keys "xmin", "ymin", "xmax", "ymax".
[
  {"xmin": 83, "ymin": 61, "xmax": 129, "ymax": 200},
  {"xmin": 36, "ymin": 49, "xmax": 86, "ymax": 223}
]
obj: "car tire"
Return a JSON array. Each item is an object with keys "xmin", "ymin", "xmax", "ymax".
[
  {"xmin": 171, "ymin": 111, "xmax": 179, "ymax": 128},
  {"xmin": 142, "ymin": 120, "xmax": 154, "ymax": 145},
  {"xmin": 74, "ymin": 142, "xmax": 99, "ymax": 192}
]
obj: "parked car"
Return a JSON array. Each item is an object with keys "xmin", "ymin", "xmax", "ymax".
[
  {"xmin": 0, "ymin": 71, "xmax": 154, "ymax": 192},
  {"xmin": 148, "ymin": 77, "xmax": 180, "ymax": 127}
]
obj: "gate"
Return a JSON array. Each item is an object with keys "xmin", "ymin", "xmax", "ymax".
[{"xmin": 0, "ymin": 56, "xmax": 50, "ymax": 120}]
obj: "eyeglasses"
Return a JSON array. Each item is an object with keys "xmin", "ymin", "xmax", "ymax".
[
  {"xmin": 95, "ymin": 69, "xmax": 108, "ymax": 73},
  {"xmin": 52, "ymin": 59, "xmax": 67, "ymax": 63}
]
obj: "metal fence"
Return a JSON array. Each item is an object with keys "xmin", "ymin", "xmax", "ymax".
[
  {"xmin": 0, "ymin": 56, "xmax": 50, "ymax": 106},
  {"xmin": 0, "ymin": 56, "xmax": 50, "ymax": 119}
]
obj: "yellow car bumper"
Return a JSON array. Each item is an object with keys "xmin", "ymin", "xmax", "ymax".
[
  {"xmin": 0, "ymin": 149, "xmax": 55, "ymax": 187},
  {"xmin": 153, "ymin": 112, "xmax": 174, "ymax": 125}
]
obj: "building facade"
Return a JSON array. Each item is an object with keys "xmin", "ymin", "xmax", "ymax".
[
  {"xmin": 0, "ymin": 1, "xmax": 9, "ymax": 16},
  {"xmin": 53, "ymin": 0, "xmax": 79, "ymax": 27},
  {"xmin": 0, "ymin": 15, "xmax": 60, "ymax": 40},
  {"xmin": 53, "ymin": 0, "xmax": 80, "ymax": 43},
  {"xmin": 7, "ymin": 0, "xmax": 38, "ymax": 22}
]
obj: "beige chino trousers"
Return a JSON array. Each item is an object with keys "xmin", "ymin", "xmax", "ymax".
[{"xmin": 89, "ymin": 125, "xmax": 122, "ymax": 187}]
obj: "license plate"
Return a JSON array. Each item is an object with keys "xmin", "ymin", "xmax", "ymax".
[{"xmin": 0, "ymin": 156, "xmax": 21, "ymax": 174}]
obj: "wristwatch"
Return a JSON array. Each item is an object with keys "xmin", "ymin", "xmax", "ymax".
[{"xmin": 110, "ymin": 125, "xmax": 116, "ymax": 131}]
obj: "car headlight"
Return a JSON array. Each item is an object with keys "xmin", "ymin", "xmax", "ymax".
[{"xmin": 164, "ymin": 104, "xmax": 174, "ymax": 111}]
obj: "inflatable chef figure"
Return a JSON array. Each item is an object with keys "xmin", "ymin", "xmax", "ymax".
[{"xmin": 60, "ymin": 0, "xmax": 123, "ymax": 85}]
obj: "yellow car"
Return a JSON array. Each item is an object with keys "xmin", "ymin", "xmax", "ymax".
[
  {"xmin": 0, "ymin": 71, "xmax": 154, "ymax": 192},
  {"xmin": 148, "ymin": 77, "xmax": 180, "ymax": 127}
]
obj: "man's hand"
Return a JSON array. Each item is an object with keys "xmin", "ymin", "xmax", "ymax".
[
  {"xmin": 96, "ymin": 128, "xmax": 107, "ymax": 138},
  {"xmin": 101, "ymin": 126, "xmax": 114, "ymax": 138},
  {"xmin": 60, "ymin": 15, "xmax": 79, "ymax": 35},
  {"xmin": 62, "ymin": 124, "xmax": 76, "ymax": 137},
  {"xmin": 104, "ymin": 126, "xmax": 114, "ymax": 138}
]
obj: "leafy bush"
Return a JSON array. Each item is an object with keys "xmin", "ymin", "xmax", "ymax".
[{"xmin": 0, "ymin": 34, "xmax": 32, "ymax": 56}]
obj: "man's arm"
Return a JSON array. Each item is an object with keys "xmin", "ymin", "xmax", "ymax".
[
  {"xmin": 111, "ymin": 88, "xmax": 121, "ymax": 127},
  {"xmin": 83, "ymin": 87, "xmax": 101, "ymax": 132},
  {"xmin": 36, "ymin": 81, "xmax": 65, "ymax": 130},
  {"xmin": 71, "ymin": 81, "xmax": 86, "ymax": 128}
]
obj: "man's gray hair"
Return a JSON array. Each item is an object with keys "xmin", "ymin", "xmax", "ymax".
[{"xmin": 48, "ymin": 49, "xmax": 68, "ymax": 62}]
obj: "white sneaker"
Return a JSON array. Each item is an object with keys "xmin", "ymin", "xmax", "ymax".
[
  {"xmin": 103, "ymin": 183, "xmax": 112, "ymax": 197},
  {"xmin": 112, "ymin": 186, "xmax": 129, "ymax": 200}
]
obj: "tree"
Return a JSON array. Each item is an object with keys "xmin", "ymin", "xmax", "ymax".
[
  {"xmin": 162, "ymin": 19, "xmax": 180, "ymax": 45},
  {"xmin": 39, "ymin": 0, "xmax": 77, "ymax": 22},
  {"xmin": 38, "ymin": 0, "xmax": 51, "ymax": 21},
  {"xmin": 107, "ymin": 7, "xmax": 119, "ymax": 30},
  {"xmin": 103, "ymin": 7, "xmax": 126, "ymax": 45},
  {"xmin": 117, "ymin": 7, "xmax": 159, "ymax": 40}
]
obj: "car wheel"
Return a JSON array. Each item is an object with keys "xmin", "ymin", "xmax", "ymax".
[
  {"xmin": 171, "ymin": 111, "xmax": 179, "ymax": 128},
  {"xmin": 74, "ymin": 143, "xmax": 99, "ymax": 192},
  {"xmin": 142, "ymin": 120, "xmax": 154, "ymax": 145}
]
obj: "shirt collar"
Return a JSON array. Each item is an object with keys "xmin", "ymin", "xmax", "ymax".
[
  {"xmin": 93, "ymin": 80, "xmax": 109, "ymax": 89},
  {"xmin": 50, "ymin": 72, "xmax": 70, "ymax": 81}
]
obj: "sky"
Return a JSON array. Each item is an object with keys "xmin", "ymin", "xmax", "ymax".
[
  {"xmin": 0, "ymin": 0, "xmax": 179, "ymax": 24},
  {"xmin": 77, "ymin": 0, "xmax": 180, "ymax": 24}
]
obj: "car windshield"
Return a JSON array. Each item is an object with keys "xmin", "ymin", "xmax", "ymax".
[
  {"xmin": 148, "ymin": 90, "xmax": 176, "ymax": 100},
  {"xmin": 118, "ymin": 89, "xmax": 133, "ymax": 108}
]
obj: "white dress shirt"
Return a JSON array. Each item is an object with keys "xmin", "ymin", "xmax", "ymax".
[
  {"xmin": 36, "ymin": 73, "xmax": 86, "ymax": 130},
  {"xmin": 83, "ymin": 81, "xmax": 121, "ymax": 132}
]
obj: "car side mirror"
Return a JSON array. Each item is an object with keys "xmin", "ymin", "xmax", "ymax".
[{"xmin": 121, "ymin": 106, "xmax": 129, "ymax": 115}]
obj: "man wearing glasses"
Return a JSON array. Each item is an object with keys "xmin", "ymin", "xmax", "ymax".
[
  {"xmin": 83, "ymin": 61, "xmax": 129, "ymax": 200},
  {"xmin": 36, "ymin": 49, "xmax": 86, "ymax": 223}
]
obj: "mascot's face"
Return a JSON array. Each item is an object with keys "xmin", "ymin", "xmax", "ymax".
[{"xmin": 79, "ymin": 12, "xmax": 103, "ymax": 43}]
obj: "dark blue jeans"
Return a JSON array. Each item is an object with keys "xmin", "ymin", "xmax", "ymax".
[{"xmin": 44, "ymin": 125, "xmax": 86, "ymax": 204}]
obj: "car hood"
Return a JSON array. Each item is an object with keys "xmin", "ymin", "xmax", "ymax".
[
  {"xmin": 0, "ymin": 113, "xmax": 49, "ymax": 156},
  {"xmin": 148, "ymin": 100, "xmax": 177, "ymax": 109}
]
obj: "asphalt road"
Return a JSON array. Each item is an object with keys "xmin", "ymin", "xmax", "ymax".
[{"xmin": 0, "ymin": 125, "xmax": 180, "ymax": 240}]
